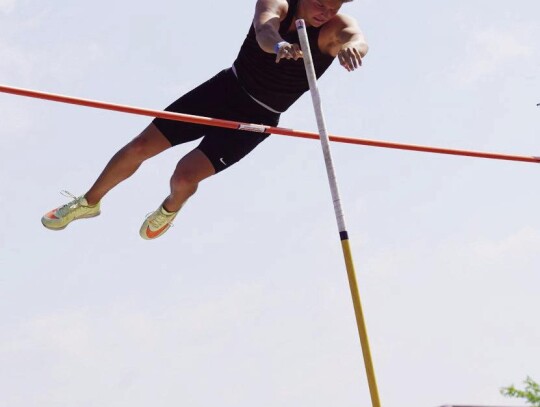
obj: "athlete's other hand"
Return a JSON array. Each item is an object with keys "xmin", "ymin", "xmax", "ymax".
[
  {"xmin": 275, "ymin": 42, "xmax": 303, "ymax": 63},
  {"xmin": 338, "ymin": 42, "xmax": 363, "ymax": 72}
]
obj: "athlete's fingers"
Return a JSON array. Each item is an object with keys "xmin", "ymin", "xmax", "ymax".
[
  {"xmin": 275, "ymin": 42, "xmax": 304, "ymax": 63},
  {"xmin": 338, "ymin": 47, "xmax": 362, "ymax": 72},
  {"xmin": 348, "ymin": 48, "xmax": 362, "ymax": 69},
  {"xmin": 291, "ymin": 43, "xmax": 304, "ymax": 60},
  {"xmin": 276, "ymin": 42, "xmax": 288, "ymax": 63},
  {"xmin": 346, "ymin": 48, "xmax": 359, "ymax": 70},
  {"xmin": 276, "ymin": 47, "xmax": 284, "ymax": 63},
  {"xmin": 353, "ymin": 48, "xmax": 363, "ymax": 67},
  {"xmin": 284, "ymin": 44, "xmax": 299, "ymax": 60},
  {"xmin": 276, "ymin": 48, "xmax": 287, "ymax": 63},
  {"xmin": 348, "ymin": 49, "xmax": 359, "ymax": 69},
  {"xmin": 338, "ymin": 52, "xmax": 351, "ymax": 72},
  {"xmin": 276, "ymin": 44, "xmax": 293, "ymax": 63},
  {"xmin": 338, "ymin": 50, "xmax": 350, "ymax": 71},
  {"xmin": 344, "ymin": 49, "xmax": 354, "ymax": 70}
]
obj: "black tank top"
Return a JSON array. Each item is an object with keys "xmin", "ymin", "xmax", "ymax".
[{"xmin": 233, "ymin": 0, "xmax": 335, "ymax": 113}]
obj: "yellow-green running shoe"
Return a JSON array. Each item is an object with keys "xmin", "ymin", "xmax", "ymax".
[
  {"xmin": 41, "ymin": 191, "xmax": 101, "ymax": 230},
  {"xmin": 139, "ymin": 205, "xmax": 178, "ymax": 240}
]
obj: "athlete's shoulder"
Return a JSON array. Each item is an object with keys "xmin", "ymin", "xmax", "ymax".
[
  {"xmin": 319, "ymin": 13, "xmax": 363, "ymax": 56},
  {"xmin": 255, "ymin": 0, "xmax": 290, "ymax": 22},
  {"xmin": 320, "ymin": 13, "xmax": 361, "ymax": 44},
  {"xmin": 323, "ymin": 13, "xmax": 359, "ymax": 32}
]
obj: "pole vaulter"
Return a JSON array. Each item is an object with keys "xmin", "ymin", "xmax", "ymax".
[
  {"xmin": 0, "ymin": 83, "xmax": 538, "ymax": 165},
  {"xmin": 0, "ymin": 37, "xmax": 537, "ymax": 407}
]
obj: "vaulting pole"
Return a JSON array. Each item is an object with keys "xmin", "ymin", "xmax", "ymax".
[
  {"xmin": 296, "ymin": 19, "xmax": 382, "ymax": 407},
  {"xmin": 0, "ymin": 84, "xmax": 538, "ymax": 164}
]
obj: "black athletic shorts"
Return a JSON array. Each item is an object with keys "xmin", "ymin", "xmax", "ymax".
[{"xmin": 152, "ymin": 68, "xmax": 280, "ymax": 173}]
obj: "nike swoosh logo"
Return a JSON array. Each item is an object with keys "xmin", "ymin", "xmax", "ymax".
[
  {"xmin": 220, "ymin": 158, "xmax": 227, "ymax": 165},
  {"xmin": 145, "ymin": 224, "xmax": 169, "ymax": 239},
  {"xmin": 46, "ymin": 210, "xmax": 59, "ymax": 219}
]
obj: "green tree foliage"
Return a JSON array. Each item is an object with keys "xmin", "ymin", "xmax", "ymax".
[{"xmin": 501, "ymin": 377, "xmax": 540, "ymax": 406}]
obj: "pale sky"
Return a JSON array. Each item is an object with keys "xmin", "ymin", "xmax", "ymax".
[{"xmin": 1, "ymin": 1, "xmax": 539, "ymax": 407}]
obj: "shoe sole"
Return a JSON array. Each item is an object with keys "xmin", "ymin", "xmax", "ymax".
[
  {"xmin": 139, "ymin": 225, "xmax": 171, "ymax": 240},
  {"xmin": 41, "ymin": 212, "xmax": 101, "ymax": 231}
]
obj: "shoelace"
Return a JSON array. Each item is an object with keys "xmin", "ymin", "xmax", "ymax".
[
  {"xmin": 146, "ymin": 210, "xmax": 174, "ymax": 229},
  {"xmin": 56, "ymin": 190, "xmax": 84, "ymax": 217}
]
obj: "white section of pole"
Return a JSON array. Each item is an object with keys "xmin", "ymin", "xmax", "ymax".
[{"xmin": 294, "ymin": 21, "xmax": 346, "ymax": 233}]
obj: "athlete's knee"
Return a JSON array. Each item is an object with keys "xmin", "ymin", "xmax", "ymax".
[
  {"xmin": 170, "ymin": 166, "xmax": 203, "ymax": 190},
  {"xmin": 123, "ymin": 136, "xmax": 153, "ymax": 160},
  {"xmin": 124, "ymin": 126, "xmax": 169, "ymax": 161}
]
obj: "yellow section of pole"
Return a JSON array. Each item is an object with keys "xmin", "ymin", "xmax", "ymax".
[{"xmin": 341, "ymin": 238, "xmax": 381, "ymax": 407}]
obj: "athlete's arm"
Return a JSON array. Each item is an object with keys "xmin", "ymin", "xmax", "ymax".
[
  {"xmin": 253, "ymin": 0, "xmax": 303, "ymax": 62},
  {"xmin": 323, "ymin": 14, "xmax": 368, "ymax": 72}
]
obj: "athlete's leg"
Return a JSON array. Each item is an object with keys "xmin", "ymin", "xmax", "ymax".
[
  {"xmin": 162, "ymin": 148, "xmax": 216, "ymax": 212},
  {"xmin": 138, "ymin": 148, "xmax": 214, "ymax": 240},
  {"xmin": 85, "ymin": 123, "xmax": 171, "ymax": 205}
]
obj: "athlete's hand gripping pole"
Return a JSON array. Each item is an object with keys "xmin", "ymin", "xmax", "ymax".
[{"xmin": 295, "ymin": 19, "xmax": 382, "ymax": 407}]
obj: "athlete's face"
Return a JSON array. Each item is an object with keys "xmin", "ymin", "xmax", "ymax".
[{"xmin": 301, "ymin": 0, "xmax": 343, "ymax": 27}]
